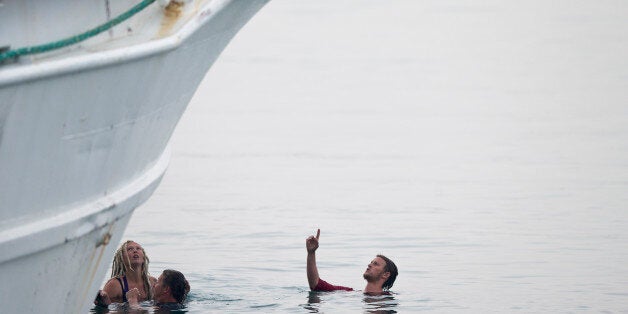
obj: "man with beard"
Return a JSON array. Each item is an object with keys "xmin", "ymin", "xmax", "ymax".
[{"xmin": 306, "ymin": 229, "xmax": 398, "ymax": 293}]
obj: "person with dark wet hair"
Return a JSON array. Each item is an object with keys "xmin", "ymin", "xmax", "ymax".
[
  {"xmin": 306, "ymin": 229, "xmax": 398, "ymax": 293},
  {"xmin": 159, "ymin": 269, "xmax": 191, "ymax": 304},
  {"xmin": 127, "ymin": 269, "xmax": 190, "ymax": 310},
  {"xmin": 375, "ymin": 254, "xmax": 398, "ymax": 291}
]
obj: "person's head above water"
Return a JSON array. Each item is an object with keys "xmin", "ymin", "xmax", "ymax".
[
  {"xmin": 95, "ymin": 240, "xmax": 155, "ymax": 306},
  {"xmin": 111, "ymin": 240, "xmax": 151, "ymax": 277},
  {"xmin": 306, "ymin": 229, "xmax": 399, "ymax": 293},
  {"xmin": 154, "ymin": 269, "xmax": 190, "ymax": 304},
  {"xmin": 111, "ymin": 240, "xmax": 154, "ymax": 301},
  {"xmin": 363, "ymin": 254, "xmax": 398, "ymax": 291}
]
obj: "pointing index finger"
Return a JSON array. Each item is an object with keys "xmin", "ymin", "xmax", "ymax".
[{"xmin": 316, "ymin": 228, "xmax": 320, "ymax": 240}]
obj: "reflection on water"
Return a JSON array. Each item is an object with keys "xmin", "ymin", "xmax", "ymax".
[
  {"xmin": 90, "ymin": 302, "xmax": 188, "ymax": 314},
  {"xmin": 363, "ymin": 293, "xmax": 398, "ymax": 314},
  {"xmin": 303, "ymin": 291, "xmax": 398, "ymax": 314},
  {"xmin": 302, "ymin": 291, "xmax": 321, "ymax": 313}
]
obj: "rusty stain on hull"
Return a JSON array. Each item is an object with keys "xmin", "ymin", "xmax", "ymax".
[
  {"xmin": 76, "ymin": 224, "xmax": 115, "ymax": 313},
  {"xmin": 158, "ymin": 1, "xmax": 185, "ymax": 37}
]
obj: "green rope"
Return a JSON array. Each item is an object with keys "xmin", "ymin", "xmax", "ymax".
[{"xmin": 0, "ymin": 0, "xmax": 157, "ymax": 64}]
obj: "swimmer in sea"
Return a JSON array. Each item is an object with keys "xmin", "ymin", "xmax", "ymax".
[
  {"xmin": 94, "ymin": 240, "xmax": 157, "ymax": 307},
  {"xmin": 306, "ymin": 229, "xmax": 398, "ymax": 293},
  {"xmin": 127, "ymin": 269, "xmax": 190, "ymax": 310}
]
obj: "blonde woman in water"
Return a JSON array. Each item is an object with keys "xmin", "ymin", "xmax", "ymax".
[{"xmin": 94, "ymin": 240, "xmax": 157, "ymax": 307}]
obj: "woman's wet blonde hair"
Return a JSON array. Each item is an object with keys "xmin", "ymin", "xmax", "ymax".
[{"xmin": 110, "ymin": 240, "xmax": 153, "ymax": 300}]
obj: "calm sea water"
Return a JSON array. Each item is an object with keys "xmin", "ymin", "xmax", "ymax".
[{"xmin": 102, "ymin": 0, "xmax": 628, "ymax": 312}]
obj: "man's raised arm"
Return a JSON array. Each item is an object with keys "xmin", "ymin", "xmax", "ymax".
[{"xmin": 306, "ymin": 229, "xmax": 321, "ymax": 290}]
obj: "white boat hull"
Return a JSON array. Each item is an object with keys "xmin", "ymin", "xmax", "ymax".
[{"xmin": 0, "ymin": 1, "xmax": 269, "ymax": 312}]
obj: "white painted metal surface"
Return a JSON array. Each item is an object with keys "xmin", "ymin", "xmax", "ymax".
[{"xmin": 0, "ymin": 0, "xmax": 269, "ymax": 312}]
